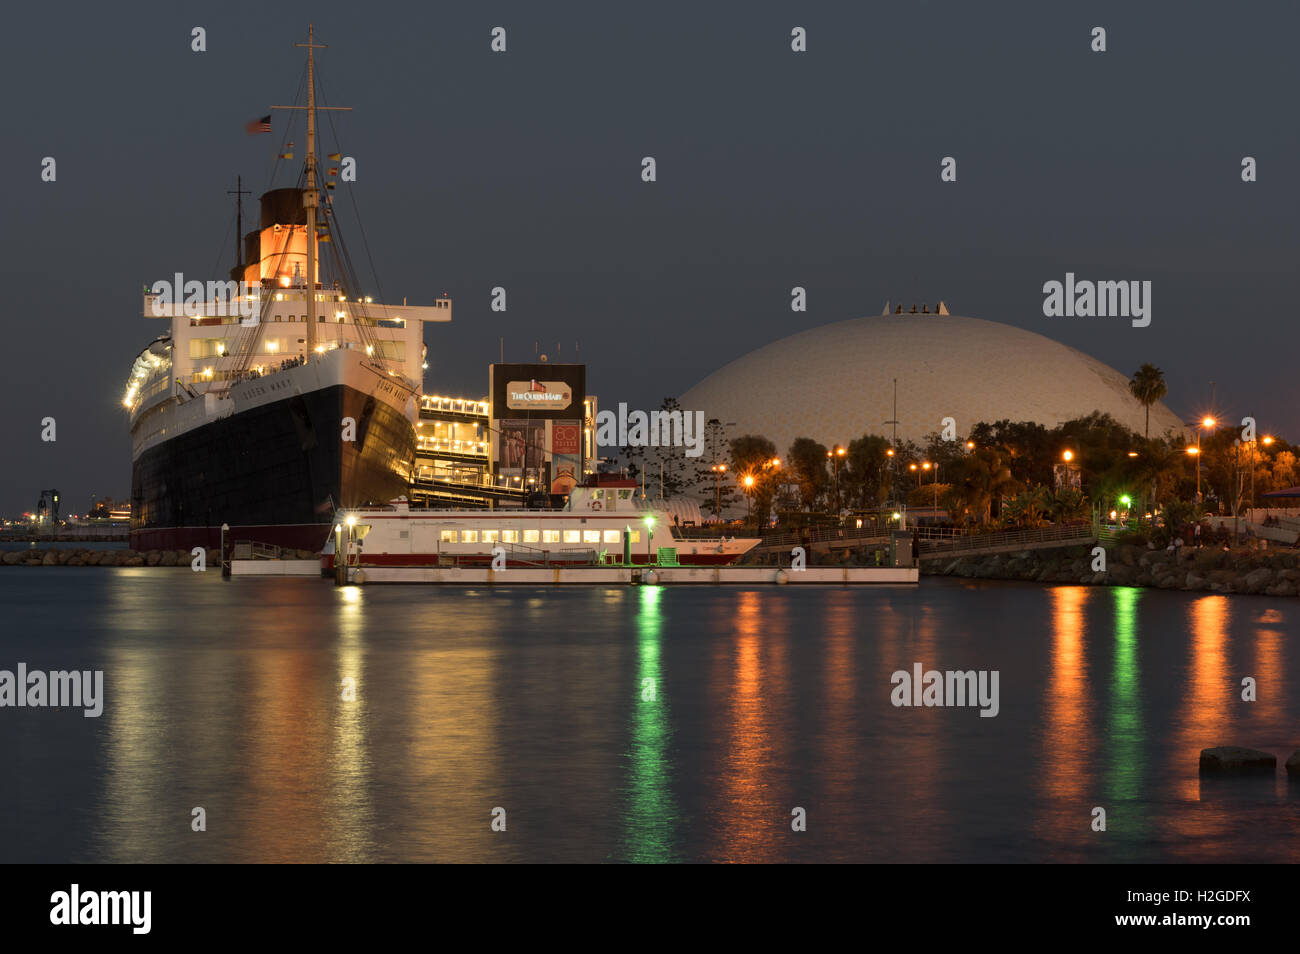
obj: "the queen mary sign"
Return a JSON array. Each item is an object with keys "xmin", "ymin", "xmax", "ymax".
[
  {"xmin": 506, "ymin": 379, "xmax": 571, "ymax": 410},
  {"xmin": 490, "ymin": 363, "xmax": 585, "ymax": 420}
]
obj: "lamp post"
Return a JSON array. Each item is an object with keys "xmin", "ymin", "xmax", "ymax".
[
  {"xmin": 710, "ymin": 462, "xmax": 728, "ymax": 517},
  {"xmin": 827, "ymin": 445, "xmax": 846, "ymax": 514},
  {"xmin": 885, "ymin": 447, "xmax": 895, "ymax": 508},
  {"xmin": 1189, "ymin": 416, "xmax": 1215, "ymax": 503},
  {"xmin": 742, "ymin": 474, "xmax": 755, "ymax": 527},
  {"xmin": 643, "ymin": 515, "xmax": 655, "ymax": 565}
]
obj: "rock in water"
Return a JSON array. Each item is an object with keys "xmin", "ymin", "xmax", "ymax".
[
  {"xmin": 1287, "ymin": 751, "xmax": 1300, "ymax": 779},
  {"xmin": 1199, "ymin": 746, "xmax": 1276, "ymax": 775}
]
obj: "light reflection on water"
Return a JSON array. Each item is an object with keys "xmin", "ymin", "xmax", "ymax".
[{"xmin": 1, "ymin": 570, "xmax": 1298, "ymax": 863}]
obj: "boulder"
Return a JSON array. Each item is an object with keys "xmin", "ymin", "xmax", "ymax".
[
  {"xmin": 1287, "ymin": 751, "xmax": 1300, "ymax": 779},
  {"xmin": 2, "ymin": 551, "xmax": 22, "ymax": 565},
  {"xmin": 42, "ymin": 552, "xmax": 58, "ymax": 566},
  {"xmin": 1107, "ymin": 564, "xmax": 1137, "ymax": 586},
  {"xmin": 125, "ymin": 555, "xmax": 146, "ymax": 567},
  {"xmin": 1265, "ymin": 582, "xmax": 1297, "ymax": 598},
  {"xmin": 1199, "ymin": 746, "xmax": 1277, "ymax": 775},
  {"xmin": 1243, "ymin": 568, "xmax": 1274, "ymax": 593}
]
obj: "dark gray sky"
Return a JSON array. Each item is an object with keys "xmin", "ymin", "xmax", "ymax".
[{"xmin": 3, "ymin": 0, "xmax": 1296, "ymax": 515}]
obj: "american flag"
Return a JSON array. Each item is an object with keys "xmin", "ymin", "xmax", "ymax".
[{"xmin": 245, "ymin": 114, "xmax": 271, "ymax": 135}]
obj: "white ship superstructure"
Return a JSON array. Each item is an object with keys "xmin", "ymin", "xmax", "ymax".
[
  {"xmin": 124, "ymin": 26, "xmax": 452, "ymax": 551},
  {"xmin": 323, "ymin": 478, "xmax": 761, "ymax": 570}
]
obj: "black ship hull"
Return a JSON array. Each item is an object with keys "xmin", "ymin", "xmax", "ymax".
[{"xmin": 130, "ymin": 382, "xmax": 415, "ymax": 552}]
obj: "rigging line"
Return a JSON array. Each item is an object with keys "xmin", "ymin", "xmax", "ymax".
[
  {"xmin": 209, "ymin": 205, "xmax": 235, "ymax": 280},
  {"xmin": 265, "ymin": 61, "xmax": 309, "ymax": 194},
  {"xmin": 314, "ymin": 77, "xmax": 408, "ymax": 376},
  {"xmin": 318, "ymin": 74, "xmax": 391, "ymax": 316},
  {"xmin": 220, "ymin": 182, "xmax": 306, "ymax": 382}
]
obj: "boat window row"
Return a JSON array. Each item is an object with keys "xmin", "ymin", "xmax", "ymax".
[{"xmin": 438, "ymin": 528, "xmax": 640, "ymax": 544}]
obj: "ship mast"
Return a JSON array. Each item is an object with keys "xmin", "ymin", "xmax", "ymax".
[
  {"xmin": 299, "ymin": 25, "xmax": 322, "ymax": 352},
  {"xmin": 274, "ymin": 26, "xmax": 350, "ymax": 354}
]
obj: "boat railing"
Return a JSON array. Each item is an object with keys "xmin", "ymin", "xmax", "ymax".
[{"xmin": 232, "ymin": 540, "xmax": 286, "ymax": 560}]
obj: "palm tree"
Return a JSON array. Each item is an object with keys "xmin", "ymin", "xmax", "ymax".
[
  {"xmin": 950, "ymin": 447, "xmax": 1021, "ymax": 526},
  {"xmin": 1128, "ymin": 364, "xmax": 1168, "ymax": 439}
]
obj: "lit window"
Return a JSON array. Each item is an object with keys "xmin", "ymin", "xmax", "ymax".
[
  {"xmin": 524, "ymin": 529, "xmax": 540, "ymax": 543},
  {"xmin": 618, "ymin": 489, "xmax": 633, "ymax": 499},
  {"xmin": 629, "ymin": 531, "xmax": 640, "ymax": 543},
  {"xmin": 603, "ymin": 530, "xmax": 621, "ymax": 544},
  {"xmin": 583, "ymin": 530, "xmax": 600, "ymax": 544},
  {"xmin": 563, "ymin": 529, "xmax": 580, "ymax": 543},
  {"xmin": 461, "ymin": 530, "xmax": 478, "ymax": 543},
  {"xmin": 482, "ymin": 529, "xmax": 499, "ymax": 543},
  {"xmin": 542, "ymin": 530, "xmax": 560, "ymax": 543},
  {"xmin": 501, "ymin": 529, "xmax": 519, "ymax": 543},
  {"xmin": 440, "ymin": 530, "xmax": 456, "ymax": 543}
]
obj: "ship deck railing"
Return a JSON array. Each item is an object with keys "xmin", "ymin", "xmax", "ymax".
[{"xmin": 231, "ymin": 540, "xmax": 288, "ymax": 560}]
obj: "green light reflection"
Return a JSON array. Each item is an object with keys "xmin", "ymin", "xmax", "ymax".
[
  {"xmin": 1106, "ymin": 587, "xmax": 1147, "ymax": 820},
  {"xmin": 623, "ymin": 586, "xmax": 678, "ymax": 862}
]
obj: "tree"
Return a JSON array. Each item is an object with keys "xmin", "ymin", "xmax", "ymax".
[
  {"xmin": 622, "ymin": 397, "xmax": 692, "ymax": 499},
  {"xmin": 694, "ymin": 418, "xmax": 737, "ymax": 516},
  {"xmin": 730, "ymin": 434, "xmax": 778, "ymax": 526},
  {"xmin": 786, "ymin": 437, "xmax": 829, "ymax": 510},
  {"xmin": 842, "ymin": 434, "xmax": 894, "ymax": 509},
  {"xmin": 1128, "ymin": 363, "xmax": 1168, "ymax": 440},
  {"xmin": 947, "ymin": 446, "xmax": 1022, "ymax": 526}
]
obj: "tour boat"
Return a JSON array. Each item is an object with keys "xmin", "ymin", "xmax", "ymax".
[{"xmin": 321, "ymin": 477, "xmax": 761, "ymax": 570}]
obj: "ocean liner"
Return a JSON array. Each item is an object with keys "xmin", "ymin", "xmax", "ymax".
[{"xmin": 124, "ymin": 27, "xmax": 450, "ymax": 551}]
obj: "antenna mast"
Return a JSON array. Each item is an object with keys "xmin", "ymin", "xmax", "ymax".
[{"xmin": 226, "ymin": 176, "xmax": 250, "ymax": 270}]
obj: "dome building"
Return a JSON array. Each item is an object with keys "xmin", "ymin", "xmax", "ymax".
[{"xmin": 680, "ymin": 309, "xmax": 1183, "ymax": 453}]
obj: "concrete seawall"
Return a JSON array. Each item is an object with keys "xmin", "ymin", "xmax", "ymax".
[{"xmin": 923, "ymin": 542, "xmax": 1300, "ymax": 597}]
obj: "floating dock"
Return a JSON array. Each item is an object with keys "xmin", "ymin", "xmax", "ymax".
[
  {"xmin": 229, "ymin": 559, "xmax": 321, "ymax": 577},
  {"xmin": 342, "ymin": 565, "xmax": 918, "ymax": 585}
]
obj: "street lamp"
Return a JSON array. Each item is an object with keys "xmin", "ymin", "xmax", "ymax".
[
  {"xmin": 710, "ymin": 462, "xmax": 728, "ymax": 516},
  {"xmin": 1189, "ymin": 416, "xmax": 1215, "ymax": 503},
  {"xmin": 643, "ymin": 515, "xmax": 656, "ymax": 564},
  {"xmin": 828, "ymin": 445, "xmax": 846, "ymax": 514},
  {"xmin": 742, "ymin": 474, "xmax": 755, "ymax": 525}
]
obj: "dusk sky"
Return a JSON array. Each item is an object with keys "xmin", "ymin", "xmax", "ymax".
[{"xmin": 3, "ymin": 0, "xmax": 1296, "ymax": 515}]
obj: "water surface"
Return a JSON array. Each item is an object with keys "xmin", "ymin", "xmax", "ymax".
[{"xmin": 1, "ymin": 570, "xmax": 1297, "ymax": 862}]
